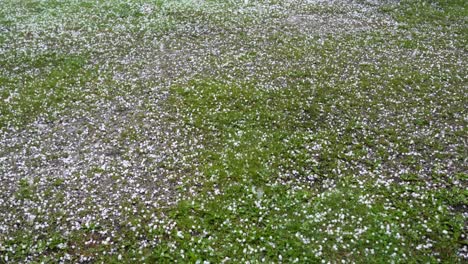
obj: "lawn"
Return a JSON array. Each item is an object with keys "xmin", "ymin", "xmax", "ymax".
[{"xmin": 0, "ymin": 0, "xmax": 467, "ymax": 263}]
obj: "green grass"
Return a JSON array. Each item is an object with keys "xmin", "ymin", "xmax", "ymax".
[
  {"xmin": 162, "ymin": 67, "xmax": 465, "ymax": 261},
  {"xmin": 148, "ymin": 1, "xmax": 467, "ymax": 261},
  {"xmin": 0, "ymin": 53, "xmax": 96, "ymax": 129}
]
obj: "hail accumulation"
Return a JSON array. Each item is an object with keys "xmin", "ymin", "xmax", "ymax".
[{"xmin": 0, "ymin": 0, "xmax": 466, "ymax": 262}]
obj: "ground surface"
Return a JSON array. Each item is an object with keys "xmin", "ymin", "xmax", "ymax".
[{"xmin": 0, "ymin": 0, "xmax": 467, "ymax": 263}]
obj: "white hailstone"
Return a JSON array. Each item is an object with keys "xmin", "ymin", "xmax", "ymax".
[
  {"xmin": 57, "ymin": 243, "xmax": 67, "ymax": 249},
  {"xmin": 177, "ymin": 231, "xmax": 184, "ymax": 238}
]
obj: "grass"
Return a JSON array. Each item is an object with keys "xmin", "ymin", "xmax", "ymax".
[
  {"xmin": 163, "ymin": 53, "xmax": 466, "ymax": 261},
  {"xmin": 0, "ymin": 52, "xmax": 96, "ymax": 129},
  {"xmin": 156, "ymin": 1, "xmax": 467, "ymax": 261},
  {"xmin": 0, "ymin": 0, "xmax": 466, "ymax": 262}
]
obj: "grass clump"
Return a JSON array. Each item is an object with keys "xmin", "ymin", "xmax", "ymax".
[{"xmin": 0, "ymin": 53, "xmax": 95, "ymax": 129}]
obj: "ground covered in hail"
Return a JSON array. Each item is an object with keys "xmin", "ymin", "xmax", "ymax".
[{"xmin": 0, "ymin": 0, "xmax": 467, "ymax": 263}]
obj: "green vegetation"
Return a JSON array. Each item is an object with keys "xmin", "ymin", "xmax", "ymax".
[{"xmin": 0, "ymin": 53, "xmax": 95, "ymax": 129}]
